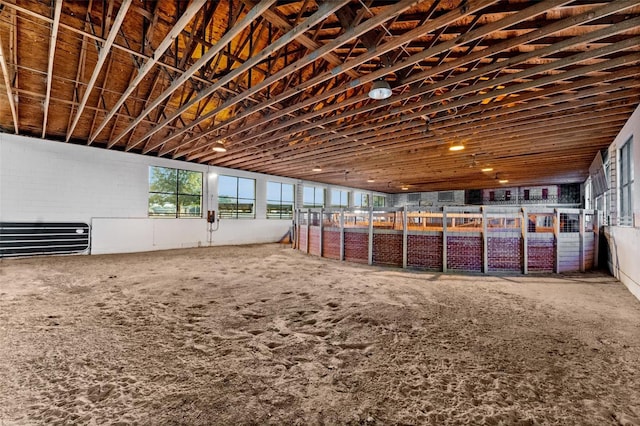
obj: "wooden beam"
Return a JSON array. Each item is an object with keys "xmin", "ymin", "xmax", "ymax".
[
  {"xmin": 105, "ymin": 0, "xmax": 277, "ymax": 149},
  {"xmin": 149, "ymin": 0, "xmax": 423, "ymax": 155},
  {"xmin": 174, "ymin": 0, "xmax": 501, "ymax": 158},
  {"xmin": 88, "ymin": 0, "xmax": 206, "ymax": 144},
  {"xmin": 133, "ymin": 0, "xmax": 351, "ymax": 153},
  {"xmin": 41, "ymin": 0, "xmax": 63, "ymax": 138},
  {"xmin": 225, "ymin": 34, "xmax": 640, "ymax": 158},
  {"xmin": 66, "ymin": 0, "xmax": 132, "ymax": 142},
  {"xmin": 0, "ymin": 32, "xmax": 18, "ymax": 133}
]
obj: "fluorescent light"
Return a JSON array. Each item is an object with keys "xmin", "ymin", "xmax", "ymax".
[
  {"xmin": 368, "ymin": 80, "xmax": 392, "ymax": 100},
  {"xmin": 449, "ymin": 144, "xmax": 465, "ymax": 151},
  {"xmin": 481, "ymin": 167, "xmax": 493, "ymax": 172}
]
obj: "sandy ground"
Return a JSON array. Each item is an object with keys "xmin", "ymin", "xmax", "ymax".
[{"xmin": 0, "ymin": 244, "xmax": 639, "ymax": 425}]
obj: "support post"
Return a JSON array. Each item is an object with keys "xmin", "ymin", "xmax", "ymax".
[
  {"xmin": 339, "ymin": 209, "xmax": 345, "ymax": 261},
  {"xmin": 306, "ymin": 208, "xmax": 311, "ymax": 254},
  {"xmin": 368, "ymin": 208, "xmax": 374, "ymax": 266},
  {"xmin": 402, "ymin": 207, "xmax": 408, "ymax": 269},
  {"xmin": 554, "ymin": 208, "xmax": 560, "ymax": 273},
  {"xmin": 579, "ymin": 209, "xmax": 585, "ymax": 272},
  {"xmin": 522, "ymin": 207, "xmax": 528, "ymax": 275},
  {"xmin": 319, "ymin": 208, "xmax": 324, "ymax": 257},
  {"xmin": 482, "ymin": 206, "xmax": 488, "ymax": 274},
  {"xmin": 442, "ymin": 207, "xmax": 448, "ymax": 273},
  {"xmin": 593, "ymin": 211, "xmax": 599, "ymax": 269}
]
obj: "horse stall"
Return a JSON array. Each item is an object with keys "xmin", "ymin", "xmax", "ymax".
[{"xmin": 295, "ymin": 207, "xmax": 599, "ymax": 274}]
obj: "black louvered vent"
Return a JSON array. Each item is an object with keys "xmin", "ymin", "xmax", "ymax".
[{"xmin": 0, "ymin": 222, "xmax": 90, "ymax": 258}]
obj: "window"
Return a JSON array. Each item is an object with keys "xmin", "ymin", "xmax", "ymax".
[
  {"xmin": 303, "ymin": 186, "xmax": 324, "ymax": 208},
  {"xmin": 148, "ymin": 166, "xmax": 202, "ymax": 218},
  {"xmin": 505, "ymin": 190, "xmax": 511, "ymax": 201},
  {"xmin": 372, "ymin": 195, "xmax": 385, "ymax": 207},
  {"xmin": 267, "ymin": 181, "xmax": 294, "ymax": 219},
  {"xmin": 331, "ymin": 189, "xmax": 349, "ymax": 208},
  {"xmin": 438, "ymin": 191, "xmax": 454, "ymax": 202},
  {"xmin": 353, "ymin": 191, "xmax": 369, "ymax": 208},
  {"xmin": 619, "ymin": 137, "xmax": 633, "ymax": 226},
  {"xmin": 523, "ymin": 189, "xmax": 530, "ymax": 201},
  {"xmin": 489, "ymin": 191, "xmax": 495, "ymax": 202},
  {"xmin": 218, "ymin": 175, "xmax": 255, "ymax": 219},
  {"xmin": 542, "ymin": 188, "xmax": 548, "ymax": 200}
]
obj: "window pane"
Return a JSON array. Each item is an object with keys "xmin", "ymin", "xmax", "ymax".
[
  {"xmin": 178, "ymin": 195, "xmax": 202, "ymax": 217},
  {"xmin": 282, "ymin": 184, "xmax": 294, "ymax": 202},
  {"xmin": 218, "ymin": 175, "xmax": 238, "ymax": 198},
  {"xmin": 149, "ymin": 167, "xmax": 177, "ymax": 194},
  {"xmin": 238, "ymin": 178, "xmax": 255, "ymax": 199},
  {"xmin": 178, "ymin": 170, "xmax": 202, "ymax": 195},
  {"xmin": 303, "ymin": 187, "xmax": 315, "ymax": 205},
  {"xmin": 149, "ymin": 193, "xmax": 176, "ymax": 217},
  {"xmin": 316, "ymin": 188, "xmax": 324, "ymax": 205},
  {"xmin": 267, "ymin": 181, "xmax": 280, "ymax": 201}
]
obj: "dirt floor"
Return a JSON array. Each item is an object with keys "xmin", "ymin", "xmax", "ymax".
[{"xmin": 0, "ymin": 244, "xmax": 639, "ymax": 425}]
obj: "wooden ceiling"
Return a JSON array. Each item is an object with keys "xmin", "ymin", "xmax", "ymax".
[{"xmin": 0, "ymin": 0, "xmax": 639, "ymax": 192}]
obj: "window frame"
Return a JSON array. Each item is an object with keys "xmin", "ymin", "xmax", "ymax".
[
  {"xmin": 618, "ymin": 137, "xmax": 634, "ymax": 226},
  {"xmin": 266, "ymin": 181, "xmax": 294, "ymax": 220},
  {"xmin": 148, "ymin": 166, "xmax": 202, "ymax": 218},
  {"xmin": 372, "ymin": 195, "xmax": 385, "ymax": 207},
  {"xmin": 331, "ymin": 189, "xmax": 349, "ymax": 208},
  {"xmin": 303, "ymin": 186, "xmax": 325, "ymax": 208},
  {"xmin": 218, "ymin": 175, "xmax": 256, "ymax": 219},
  {"xmin": 353, "ymin": 191, "xmax": 369, "ymax": 208}
]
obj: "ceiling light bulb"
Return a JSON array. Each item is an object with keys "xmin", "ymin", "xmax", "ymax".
[
  {"xmin": 212, "ymin": 142, "xmax": 226, "ymax": 153},
  {"xmin": 368, "ymin": 80, "xmax": 392, "ymax": 100},
  {"xmin": 449, "ymin": 144, "xmax": 465, "ymax": 152},
  {"xmin": 481, "ymin": 167, "xmax": 493, "ymax": 172}
]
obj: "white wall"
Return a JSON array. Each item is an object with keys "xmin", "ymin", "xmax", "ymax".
[
  {"xmin": 603, "ymin": 104, "xmax": 640, "ymax": 301},
  {"xmin": 0, "ymin": 133, "xmax": 386, "ymax": 255}
]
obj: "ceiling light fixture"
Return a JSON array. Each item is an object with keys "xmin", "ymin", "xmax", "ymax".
[
  {"xmin": 212, "ymin": 142, "xmax": 227, "ymax": 153},
  {"xmin": 368, "ymin": 79, "xmax": 392, "ymax": 100},
  {"xmin": 449, "ymin": 143, "xmax": 465, "ymax": 152},
  {"xmin": 312, "ymin": 166, "xmax": 322, "ymax": 172},
  {"xmin": 401, "ymin": 186, "xmax": 409, "ymax": 191},
  {"xmin": 499, "ymin": 179, "xmax": 509, "ymax": 184},
  {"xmin": 367, "ymin": 178, "xmax": 375, "ymax": 183},
  {"xmin": 481, "ymin": 167, "xmax": 493, "ymax": 172}
]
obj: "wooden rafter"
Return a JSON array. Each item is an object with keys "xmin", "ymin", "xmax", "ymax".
[
  {"xmin": 133, "ymin": 0, "xmax": 351, "ymax": 153},
  {"xmin": 88, "ymin": 0, "xmax": 206, "ymax": 144},
  {"xmin": 41, "ymin": 0, "xmax": 63, "ymax": 138},
  {"xmin": 193, "ymin": 3, "xmax": 637, "ymax": 163},
  {"xmin": 0, "ymin": 31, "xmax": 18, "ymax": 133},
  {"xmin": 66, "ymin": 0, "xmax": 133, "ymax": 142},
  {"xmin": 107, "ymin": 0, "xmax": 277, "ymax": 150}
]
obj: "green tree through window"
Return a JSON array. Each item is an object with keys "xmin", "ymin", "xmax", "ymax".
[{"xmin": 149, "ymin": 166, "xmax": 202, "ymax": 218}]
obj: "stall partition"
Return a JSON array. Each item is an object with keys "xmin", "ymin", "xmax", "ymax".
[{"xmin": 295, "ymin": 207, "xmax": 599, "ymax": 274}]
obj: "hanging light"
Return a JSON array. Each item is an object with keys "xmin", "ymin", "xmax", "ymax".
[
  {"xmin": 499, "ymin": 179, "xmax": 509, "ymax": 184},
  {"xmin": 367, "ymin": 178, "xmax": 375, "ymax": 183},
  {"xmin": 449, "ymin": 142, "xmax": 465, "ymax": 152},
  {"xmin": 212, "ymin": 142, "xmax": 227, "ymax": 153},
  {"xmin": 368, "ymin": 80, "xmax": 392, "ymax": 100},
  {"xmin": 481, "ymin": 167, "xmax": 493, "ymax": 172},
  {"xmin": 312, "ymin": 166, "xmax": 322, "ymax": 172}
]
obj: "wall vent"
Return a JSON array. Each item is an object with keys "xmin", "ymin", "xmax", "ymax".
[{"xmin": 0, "ymin": 222, "xmax": 90, "ymax": 258}]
